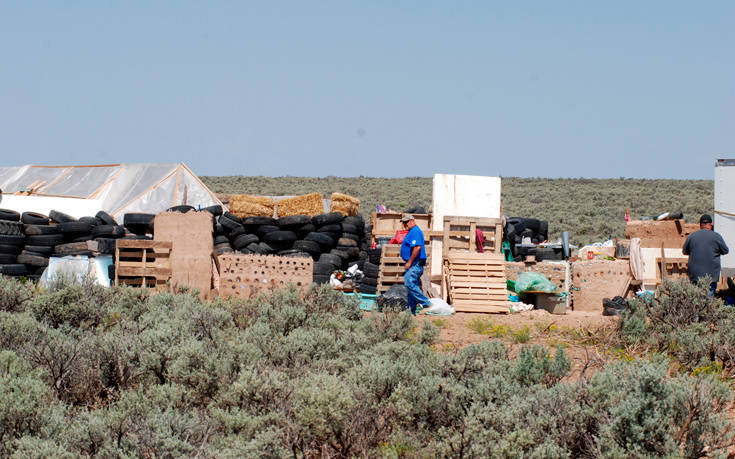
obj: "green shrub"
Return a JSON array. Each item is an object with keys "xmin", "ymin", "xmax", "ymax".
[
  {"xmin": 0, "ymin": 277, "xmax": 730, "ymax": 456},
  {"xmin": 618, "ymin": 278, "xmax": 735, "ymax": 372}
]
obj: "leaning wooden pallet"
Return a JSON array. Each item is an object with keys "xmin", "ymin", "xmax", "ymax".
[
  {"xmin": 442, "ymin": 216, "xmax": 503, "ymax": 257},
  {"xmin": 115, "ymin": 239, "xmax": 172, "ymax": 290},
  {"xmin": 445, "ymin": 252, "xmax": 508, "ymax": 313},
  {"xmin": 376, "ymin": 244, "xmax": 431, "ymax": 294}
]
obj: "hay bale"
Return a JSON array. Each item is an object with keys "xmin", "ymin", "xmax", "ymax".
[
  {"xmin": 330, "ymin": 192, "xmax": 360, "ymax": 216},
  {"xmin": 276, "ymin": 193, "xmax": 325, "ymax": 217},
  {"xmin": 229, "ymin": 194, "xmax": 275, "ymax": 218}
]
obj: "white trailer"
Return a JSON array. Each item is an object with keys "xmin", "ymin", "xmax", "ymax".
[{"xmin": 715, "ymin": 159, "xmax": 735, "ymax": 277}]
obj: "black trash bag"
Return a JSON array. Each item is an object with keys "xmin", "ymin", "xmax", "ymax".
[
  {"xmin": 603, "ymin": 296, "xmax": 629, "ymax": 316},
  {"xmin": 377, "ymin": 284, "xmax": 409, "ymax": 312}
]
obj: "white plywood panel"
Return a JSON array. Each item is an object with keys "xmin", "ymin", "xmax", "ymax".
[
  {"xmin": 715, "ymin": 160, "xmax": 735, "ymax": 276},
  {"xmin": 431, "ymin": 174, "xmax": 502, "ymax": 276},
  {"xmin": 640, "ymin": 247, "xmax": 686, "ymax": 281}
]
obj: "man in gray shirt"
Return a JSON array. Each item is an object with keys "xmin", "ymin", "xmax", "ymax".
[{"xmin": 683, "ymin": 214, "xmax": 729, "ymax": 296}]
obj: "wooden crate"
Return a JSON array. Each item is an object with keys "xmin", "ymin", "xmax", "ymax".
[
  {"xmin": 115, "ymin": 239, "xmax": 172, "ymax": 290},
  {"xmin": 442, "ymin": 216, "xmax": 503, "ymax": 257},
  {"xmin": 444, "ymin": 252, "xmax": 508, "ymax": 313},
  {"xmin": 371, "ymin": 212, "xmax": 433, "ymax": 244},
  {"xmin": 376, "ymin": 244, "xmax": 431, "ymax": 294}
]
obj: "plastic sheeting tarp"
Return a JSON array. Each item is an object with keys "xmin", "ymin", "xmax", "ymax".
[
  {"xmin": 39, "ymin": 255, "xmax": 114, "ymax": 288},
  {"xmin": 0, "ymin": 163, "xmax": 222, "ymax": 220}
]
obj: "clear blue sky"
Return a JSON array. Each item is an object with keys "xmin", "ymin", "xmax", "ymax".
[{"xmin": 1, "ymin": 2, "xmax": 732, "ymax": 179}]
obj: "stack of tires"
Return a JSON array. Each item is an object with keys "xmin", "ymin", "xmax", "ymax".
[
  {"xmin": 505, "ymin": 217, "xmax": 550, "ymax": 261},
  {"xmin": 214, "ymin": 210, "xmax": 371, "ymax": 286},
  {"xmin": 355, "ymin": 261, "xmax": 379, "ymax": 294},
  {"xmin": 0, "ymin": 209, "xmax": 27, "ymax": 278}
]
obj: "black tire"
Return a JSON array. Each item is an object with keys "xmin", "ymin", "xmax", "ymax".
[
  {"xmin": 69, "ymin": 235, "xmax": 93, "ymax": 243},
  {"xmin": 24, "ymin": 245, "xmax": 54, "ymax": 256},
  {"xmin": 242, "ymin": 216, "xmax": 276, "ymax": 226},
  {"xmin": 16, "ymin": 253, "xmax": 48, "ymax": 267},
  {"xmin": 259, "ymin": 242, "xmax": 278, "ymax": 254},
  {"xmin": 214, "ymin": 242, "xmax": 233, "ymax": 250},
  {"xmin": 21, "ymin": 212, "xmax": 49, "ymax": 225},
  {"xmin": 304, "ymin": 232, "xmax": 334, "ymax": 249},
  {"xmin": 341, "ymin": 232, "xmax": 360, "ymax": 242},
  {"xmin": 330, "ymin": 249, "xmax": 350, "ymax": 261},
  {"xmin": 227, "ymin": 226, "xmax": 247, "ymax": 239},
  {"xmin": 318, "ymin": 253, "xmax": 342, "ymax": 267},
  {"xmin": 359, "ymin": 284, "xmax": 377, "ymax": 294},
  {"xmin": 295, "ymin": 223, "xmax": 316, "ymax": 234},
  {"xmin": 337, "ymin": 237, "xmax": 357, "ymax": 247},
  {"xmin": 202, "ymin": 205, "xmax": 223, "ymax": 216},
  {"xmin": 214, "ymin": 223, "xmax": 224, "ymax": 235},
  {"xmin": 367, "ymin": 248, "xmax": 382, "ymax": 265},
  {"xmin": 125, "ymin": 224, "xmax": 151, "ymax": 236},
  {"xmin": 343, "ymin": 216, "xmax": 364, "ymax": 228},
  {"xmin": 313, "ymin": 274, "xmax": 331, "ymax": 285},
  {"xmin": 0, "ymin": 209, "xmax": 20, "ymax": 222},
  {"xmin": 0, "ymin": 235, "xmax": 26, "ymax": 248},
  {"xmin": 0, "ymin": 221, "xmax": 23, "ymax": 236},
  {"xmin": 263, "ymin": 230, "xmax": 297, "ymax": 243},
  {"xmin": 216, "ymin": 246, "xmax": 234, "ymax": 255},
  {"xmin": 317, "ymin": 223, "xmax": 342, "ymax": 233},
  {"xmin": 26, "ymin": 234, "xmax": 63, "ymax": 246},
  {"xmin": 0, "ymin": 264, "xmax": 27, "ymax": 276},
  {"xmin": 91, "ymin": 225, "xmax": 126, "ymax": 238},
  {"xmin": 277, "ymin": 215, "xmax": 311, "ymax": 228},
  {"xmin": 168, "ymin": 205, "xmax": 195, "ymax": 213},
  {"xmin": 246, "ymin": 242, "xmax": 267, "ymax": 255},
  {"xmin": 312, "ymin": 212, "xmax": 343, "ymax": 226},
  {"xmin": 124, "ymin": 213, "xmax": 155, "ymax": 226},
  {"xmin": 96, "ymin": 211, "xmax": 117, "ymax": 226},
  {"xmin": 313, "ymin": 262, "xmax": 336, "ymax": 275},
  {"xmin": 280, "ymin": 251, "xmax": 311, "ymax": 259},
  {"xmin": 232, "ymin": 234, "xmax": 259, "ymax": 250},
  {"xmin": 214, "ymin": 235, "xmax": 229, "ymax": 245},
  {"xmin": 363, "ymin": 262, "xmax": 380, "ymax": 278},
  {"xmin": 0, "ymin": 253, "xmax": 16, "ymax": 264},
  {"xmin": 336, "ymin": 246, "xmax": 360, "ymax": 258},
  {"xmin": 341, "ymin": 223, "xmax": 358, "ymax": 234},
  {"xmin": 79, "ymin": 216, "xmax": 97, "ymax": 226},
  {"xmin": 94, "ymin": 238, "xmax": 117, "ymax": 254},
  {"xmin": 0, "ymin": 244, "xmax": 21, "ymax": 255},
  {"xmin": 361, "ymin": 276, "xmax": 378, "ymax": 286},
  {"xmin": 293, "ymin": 240, "xmax": 320, "ymax": 254},
  {"xmin": 59, "ymin": 221, "xmax": 92, "ymax": 234},
  {"xmin": 49, "ymin": 210, "xmax": 77, "ymax": 223},
  {"xmin": 256, "ymin": 224, "xmax": 279, "ymax": 236},
  {"xmin": 219, "ymin": 214, "xmax": 243, "ymax": 232}
]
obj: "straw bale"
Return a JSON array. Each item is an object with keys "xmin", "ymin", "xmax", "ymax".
[
  {"xmin": 229, "ymin": 194, "xmax": 276, "ymax": 218},
  {"xmin": 330, "ymin": 192, "xmax": 360, "ymax": 216},
  {"xmin": 276, "ymin": 193, "xmax": 325, "ymax": 217}
]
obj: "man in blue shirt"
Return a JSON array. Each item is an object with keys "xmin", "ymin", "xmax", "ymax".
[{"xmin": 400, "ymin": 214, "xmax": 431, "ymax": 314}]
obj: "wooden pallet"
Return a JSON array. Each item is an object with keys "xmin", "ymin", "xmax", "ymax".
[
  {"xmin": 445, "ymin": 252, "xmax": 508, "ymax": 313},
  {"xmin": 442, "ymin": 216, "xmax": 503, "ymax": 257},
  {"xmin": 115, "ymin": 239, "xmax": 172, "ymax": 290},
  {"xmin": 376, "ymin": 244, "xmax": 431, "ymax": 294}
]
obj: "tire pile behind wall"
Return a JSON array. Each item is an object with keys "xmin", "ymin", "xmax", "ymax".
[{"xmin": 213, "ymin": 210, "xmax": 373, "ymax": 286}]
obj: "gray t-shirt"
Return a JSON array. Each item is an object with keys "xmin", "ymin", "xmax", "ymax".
[{"xmin": 682, "ymin": 228, "xmax": 729, "ymax": 283}]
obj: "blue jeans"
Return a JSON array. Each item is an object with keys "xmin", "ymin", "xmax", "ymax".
[
  {"xmin": 404, "ymin": 263, "xmax": 430, "ymax": 314},
  {"xmin": 709, "ymin": 282, "xmax": 717, "ymax": 297}
]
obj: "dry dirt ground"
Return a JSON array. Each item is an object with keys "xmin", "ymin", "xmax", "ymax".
[{"xmin": 416, "ymin": 310, "xmax": 621, "ymax": 378}]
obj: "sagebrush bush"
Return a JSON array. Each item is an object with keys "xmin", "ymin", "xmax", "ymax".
[
  {"xmin": 618, "ymin": 278, "xmax": 735, "ymax": 373},
  {"xmin": 0, "ymin": 275, "xmax": 731, "ymax": 457}
]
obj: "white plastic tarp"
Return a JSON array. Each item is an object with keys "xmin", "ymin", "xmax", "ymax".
[
  {"xmin": 0, "ymin": 163, "xmax": 222, "ymax": 220},
  {"xmin": 715, "ymin": 160, "xmax": 735, "ymax": 277}
]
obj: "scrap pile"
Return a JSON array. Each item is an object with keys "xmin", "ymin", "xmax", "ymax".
[{"xmin": 212, "ymin": 210, "xmax": 371, "ymax": 285}]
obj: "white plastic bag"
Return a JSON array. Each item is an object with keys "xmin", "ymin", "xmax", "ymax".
[{"xmin": 423, "ymin": 298, "xmax": 455, "ymax": 315}]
